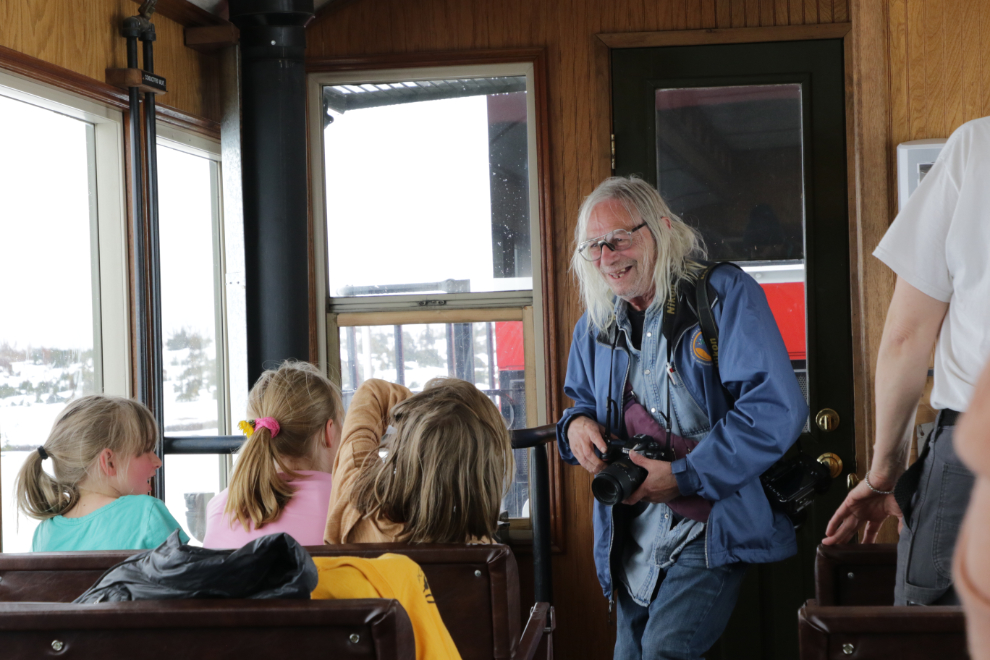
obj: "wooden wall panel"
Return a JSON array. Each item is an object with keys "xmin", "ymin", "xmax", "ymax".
[
  {"xmin": 307, "ymin": 2, "xmax": 845, "ymax": 658},
  {"xmin": 0, "ymin": 0, "xmax": 219, "ymax": 121},
  {"xmin": 853, "ymin": 0, "xmax": 990, "ymax": 544}
]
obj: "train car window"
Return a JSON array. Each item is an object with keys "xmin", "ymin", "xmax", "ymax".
[
  {"xmin": 155, "ymin": 132, "xmax": 230, "ymax": 546},
  {"xmin": 310, "ymin": 63, "xmax": 547, "ymax": 533},
  {"xmin": 0, "ymin": 74, "xmax": 129, "ymax": 552}
]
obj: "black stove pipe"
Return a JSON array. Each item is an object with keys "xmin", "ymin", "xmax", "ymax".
[{"xmin": 230, "ymin": 0, "xmax": 315, "ymax": 386}]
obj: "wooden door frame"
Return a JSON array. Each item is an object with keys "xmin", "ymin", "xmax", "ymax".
[{"xmin": 593, "ymin": 21, "xmax": 881, "ymax": 488}]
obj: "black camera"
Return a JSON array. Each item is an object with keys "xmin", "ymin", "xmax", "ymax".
[
  {"xmin": 760, "ymin": 453, "xmax": 832, "ymax": 524},
  {"xmin": 592, "ymin": 434, "xmax": 676, "ymax": 506}
]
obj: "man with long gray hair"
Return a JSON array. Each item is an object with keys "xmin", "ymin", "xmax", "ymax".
[{"xmin": 556, "ymin": 176, "xmax": 808, "ymax": 659}]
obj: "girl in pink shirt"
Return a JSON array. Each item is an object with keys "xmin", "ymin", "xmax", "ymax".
[{"xmin": 203, "ymin": 361, "xmax": 343, "ymax": 549}]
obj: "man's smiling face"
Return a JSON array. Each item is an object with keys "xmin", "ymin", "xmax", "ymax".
[{"xmin": 585, "ymin": 199, "xmax": 657, "ymax": 311}]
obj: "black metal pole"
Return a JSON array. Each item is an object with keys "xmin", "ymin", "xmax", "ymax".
[
  {"xmin": 230, "ymin": 0, "xmax": 314, "ymax": 386},
  {"xmin": 531, "ymin": 442, "xmax": 553, "ymax": 605},
  {"xmin": 141, "ymin": 23, "xmax": 166, "ymax": 501},
  {"xmin": 122, "ymin": 18, "xmax": 147, "ymax": 407}
]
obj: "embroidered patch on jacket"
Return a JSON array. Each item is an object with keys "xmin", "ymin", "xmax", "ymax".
[{"xmin": 692, "ymin": 329, "xmax": 712, "ymax": 364}]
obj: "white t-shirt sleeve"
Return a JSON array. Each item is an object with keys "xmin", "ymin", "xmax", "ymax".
[{"xmin": 873, "ymin": 131, "xmax": 966, "ymax": 303}]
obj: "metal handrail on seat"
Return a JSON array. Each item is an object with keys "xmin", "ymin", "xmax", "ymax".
[{"xmin": 163, "ymin": 423, "xmax": 558, "ymax": 605}]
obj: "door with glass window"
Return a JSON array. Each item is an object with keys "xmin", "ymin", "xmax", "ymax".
[{"xmin": 612, "ymin": 38, "xmax": 852, "ymax": 659}]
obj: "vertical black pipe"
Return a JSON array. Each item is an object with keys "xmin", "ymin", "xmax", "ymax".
[
  {"xmin": 141, "ymin": 25, "xmax": 166, "ymax": 499},
  {"xmin": 531, "ymin": 443, "xmax": 553, "ymax": 605},
  {"xmin": 122, "ymin": 20, "xmax": 147, "ymax": 407},
  {"xmin": 230, "ymin": 0, "xmax": 314, "ymax": 386}
]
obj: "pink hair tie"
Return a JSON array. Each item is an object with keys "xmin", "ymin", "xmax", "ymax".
[{"xmin": 254, "ymin": 417, "xmax": 280, "ymax": 438}]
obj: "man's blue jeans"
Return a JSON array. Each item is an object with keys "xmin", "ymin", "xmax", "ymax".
[{"xmin": 614, "ymin": 536, "xmax": 748, "ymax": 660}]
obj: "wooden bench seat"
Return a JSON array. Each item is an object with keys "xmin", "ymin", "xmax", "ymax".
[{"xmin": 0, "ymin": 542, "xmax": 549, "ymax": 660}]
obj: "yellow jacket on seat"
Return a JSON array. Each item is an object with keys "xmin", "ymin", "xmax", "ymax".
[{"xmin": 311, "ymin": 553, "xmax": 462, "ymax": 660}]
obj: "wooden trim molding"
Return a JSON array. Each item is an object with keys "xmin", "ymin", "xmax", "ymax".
[
  {"xmin": 0, "ymin": 44, "xmax": 220, "ymax": 139},
  {"xmin": 130, "ymin": 0, "xmax": 230, "ymax": 28},
  {"xmin": 598, "ymin": 22, "xmax": 851, "ymax": 49},
  {"xmin": 307, "ymin": 47, "xmax": 564, "ymax": 552},
  {"xmin": 315, "ymin": 0, "xmax": 361, "ymax": 18},
  {"xmin": 306, "ymin": 48, "xmax": 551, "ymax": 73},
  {"xmin": 848, "ymin": 0, "xmax": 895, "ymax": 505}
]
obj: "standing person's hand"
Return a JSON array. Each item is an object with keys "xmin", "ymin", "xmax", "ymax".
[
  {"xmin": 823, "ymin": 473, "xmax": 903, "ymax": 545},
  {"xmin": 567, "ymin": 416, "xmax": 608, "ymax": 475}
]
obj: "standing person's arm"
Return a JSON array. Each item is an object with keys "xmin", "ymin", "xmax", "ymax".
[{"xmin": 823, "ymin": 277, "xmax": 948, "ymax": 544}]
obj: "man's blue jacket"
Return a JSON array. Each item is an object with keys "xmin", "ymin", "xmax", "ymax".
[{"xmin": 556, "ymin": 265, "xmax": 809, "ymax": 600}]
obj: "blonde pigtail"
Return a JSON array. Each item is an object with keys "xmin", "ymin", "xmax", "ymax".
[
  {"xmin": 225, "ymin": 427, "xmax": 295, "ymax": 531},
  {"xmin": 15, "ymin": 448, "xmax": 77, "ymax": 520}
]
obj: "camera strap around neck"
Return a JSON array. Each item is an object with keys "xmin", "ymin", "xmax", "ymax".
[{"xmin": 656, "ymin": 284, "xmax": 677, "ymax": 453}]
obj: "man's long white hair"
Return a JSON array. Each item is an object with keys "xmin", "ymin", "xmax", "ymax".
[{"xmin": 571, "ymin": 177, "xmax": 706, "ymax": 333}]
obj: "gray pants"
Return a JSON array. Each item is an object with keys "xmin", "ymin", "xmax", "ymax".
[{"xmin": 894, "ymin": 423, "xmax": 974, "ymax": 605}]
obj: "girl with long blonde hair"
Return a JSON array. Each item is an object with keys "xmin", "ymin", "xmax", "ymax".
[{"xmin": 202, "ymin": 360, "xmax": 344, "ymax": 548}]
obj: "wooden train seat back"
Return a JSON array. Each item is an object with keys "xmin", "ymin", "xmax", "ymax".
[
  {"xmin": 815, "ymin": 543, "xmax": 898, "ymax": 606},
  {"xmin": 0, "ymin": 542, "xmax": 521, "ymax": 660},
  {"xmin": 0, "ymin": 598, "xmax": 414, "ymax": 660}
]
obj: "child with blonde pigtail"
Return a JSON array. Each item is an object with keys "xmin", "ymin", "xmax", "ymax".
[
  {"xmin": 16, "ymin": 395, "xmax": 188, "ymax": 551},
  {"xmin": 202, "ymin": 360, "xmax": 344, "ymax": 548}
]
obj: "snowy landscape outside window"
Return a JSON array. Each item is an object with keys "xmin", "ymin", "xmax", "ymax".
[
  {"xmin": 317, "ymin": 66, "xmax": 546, "ymax": 528},
  {"xmin": 0, "ymin": 91, "xmax": 106, "ymax": 551},
  {"xmin": 157, "ymin": 140, "xmax": 229, "ymax": 545}
]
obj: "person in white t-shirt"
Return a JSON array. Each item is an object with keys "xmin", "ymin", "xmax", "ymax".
[{"xmin": 822, "ymin": 117, "xmax": 990, "ymax": 605}]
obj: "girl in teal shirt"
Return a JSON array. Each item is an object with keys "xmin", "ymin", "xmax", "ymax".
[{"xmin": 16, "ymin": 395, "xmax": 188, "ymax": 551}]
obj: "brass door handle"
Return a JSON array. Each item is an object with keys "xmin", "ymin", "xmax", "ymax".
[
  {"xmin": 847, "ymin": 473, "xmax": 860, "ymax": 490},
  {"xmin": 817, "ymin": 452, "xmax": 843, "ymax": 479},
  {"xmin": 816, "ymin": 408, "xmax": 840, "ymax": 432}
]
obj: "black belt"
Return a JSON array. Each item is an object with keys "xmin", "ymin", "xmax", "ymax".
[
  {"xmin": 937, "ymin": 409, "xmax": 961, "ymax": 429},
  {"xmin": 895, "ymin": 408, "xmax": 962, "ymax": 520}
]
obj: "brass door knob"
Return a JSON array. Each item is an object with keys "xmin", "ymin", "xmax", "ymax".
[
  {"xmin": 816, "ymin": 408, "xmax": 840, "ymax": 432},
  {"xmin": 847, "ymin": 473, "xmax": 860, "ymax": 490},
  {"xmin": 817, "ymin": 452, "xmax": 843, "ymax": 479}
]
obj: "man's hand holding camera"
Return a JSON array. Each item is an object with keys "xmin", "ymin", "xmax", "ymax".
[
  {"xmin": 623, "ymin": 450, "xmax": 681, "ymax": 505},
  {"xmin": 567, "ymin": 415, "xmax": 607, "ymax": 475}
]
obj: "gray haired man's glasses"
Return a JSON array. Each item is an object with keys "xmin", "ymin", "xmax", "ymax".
[{"xmin": 576, "ymin": 223, "xmax": 648, "ymax": 261}]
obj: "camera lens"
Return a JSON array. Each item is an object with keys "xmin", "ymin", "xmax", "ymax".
[
  {"xmin": 592, "ymin": 459, "xmax": 647, "ymax": 506},
  {"xmin": 592, "ymin": 471, "xmax": 624, "ymax": 506}
]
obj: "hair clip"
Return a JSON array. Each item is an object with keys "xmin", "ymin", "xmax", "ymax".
[{"xmin": 238, "ymin": 420, "xmax": 255, "ymax": 436}]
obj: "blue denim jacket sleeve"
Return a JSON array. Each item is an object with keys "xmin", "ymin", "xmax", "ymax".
[
  {"xmin": 557, "ymin": 317, "xmax": 599, "ymax": 466},
  {"xmin": 671, "ymin": 269, "xmax": 809, "ymax": 501}
]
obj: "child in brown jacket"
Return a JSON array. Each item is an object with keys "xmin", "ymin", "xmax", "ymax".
[{"xmin": 324, "ymin": 377, "xmax": 514, "ymax": 545}]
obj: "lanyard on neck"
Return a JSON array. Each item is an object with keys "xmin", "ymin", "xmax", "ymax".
[{"xmin": 659, "ymin": 284, "xmax": 676, "ymax": 440}]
